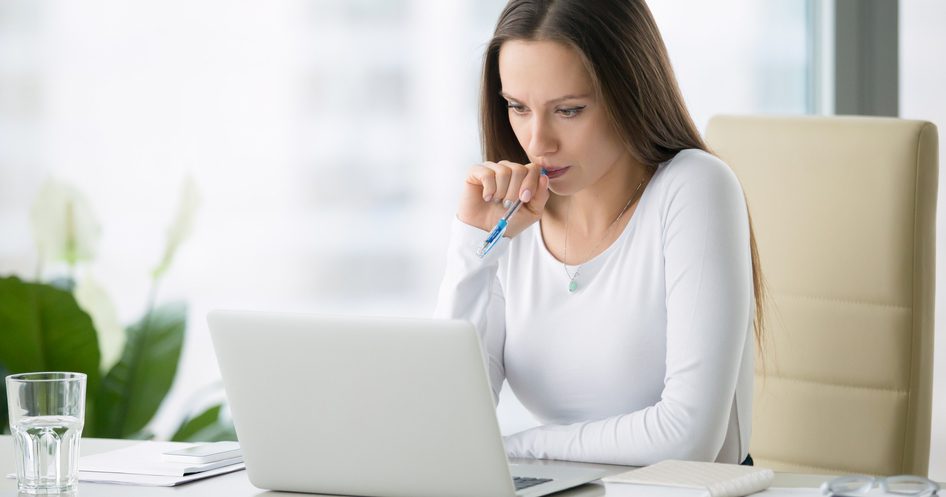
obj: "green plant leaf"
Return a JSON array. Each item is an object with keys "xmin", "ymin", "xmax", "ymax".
[
  {"xmin": 0, "ymin": 276, "xmax": 102, "ymax": 434},
  {"xmin": 183, "ymin": 421, "xmax": 237, "ymax": 442},
  {"xmin": 171, "ymin": 404, "xmax": 221, "ymax": 441},
  {"xmin": 127, "ymin": 430, "xmax": 156, "ymax": 440},
  {"xmin": 171, "ymin": 404, "xmax": 236, "ymax": 442},
  {"xmin": 93, "ymin": 302, "xmax": 186, "ymax": 438}
]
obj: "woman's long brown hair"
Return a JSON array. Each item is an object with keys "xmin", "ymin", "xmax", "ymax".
[{"xmin": 479, "ymin": 0, "xmax": 766, "ymax": 352}]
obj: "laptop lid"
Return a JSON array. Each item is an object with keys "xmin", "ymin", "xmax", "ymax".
[{"xmin": 208, "ymin": 310, "xmax": 518, "ymax": 497}]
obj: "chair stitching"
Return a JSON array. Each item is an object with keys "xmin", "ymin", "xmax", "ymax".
[
  {"xmin": 774, "ymin": 293, "xmax": 911, "ymax": 311},
  {"xmin": 758, "ymin": 374, "xmax": 908, "ymax": 395}
]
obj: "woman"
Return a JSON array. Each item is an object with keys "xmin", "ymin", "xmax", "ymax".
[{"xmin": 435, "ymin": 0, "xmax": 764, "ymax": 466}]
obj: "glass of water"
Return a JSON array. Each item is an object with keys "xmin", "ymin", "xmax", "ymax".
[{"xmin": 5, "ymin": 372, "xmax": 86, "ymax": 495}]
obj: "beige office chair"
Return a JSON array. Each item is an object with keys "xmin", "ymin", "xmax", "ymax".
[{"xmin": 705, "ymin": 115, "xmax": 938, "ymax": 476}]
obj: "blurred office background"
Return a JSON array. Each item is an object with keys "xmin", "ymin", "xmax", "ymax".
[{"xmin": 0, "ymin": 0, "xmax": 944, "ymax": 478}]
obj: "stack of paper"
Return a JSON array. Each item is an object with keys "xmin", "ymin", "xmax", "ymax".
[
  {"xmin": 77, "ymin": 441, "xmax": 246, "ymax": 487},
  {"xmin": 604, "ymin": 459, "xmax": 775, "ymax": 497}
]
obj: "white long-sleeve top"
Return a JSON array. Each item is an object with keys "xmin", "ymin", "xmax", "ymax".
[{"xmin": 434, "ymin": 149, "xmax": 755, "ymax": 466}]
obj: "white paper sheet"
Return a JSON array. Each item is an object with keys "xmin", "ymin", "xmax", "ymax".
[
  {"xmin": 79, "ymin": 441, "xmax": 242, "ymax": 476},
  {"xmin": 77, "ymin": 463, "xmax": 245, "ymax": 487}
]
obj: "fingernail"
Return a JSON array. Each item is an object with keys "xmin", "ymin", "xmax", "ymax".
[
  {"xmin": 503, "ymin": 199, "xmax": 512, "ymax": 209},
  {"xmin": 520, "ymin": 189, "xmax": 533, "ymax": 202},
  {"xmin": 483, "ymin": 193, "xmax": 492, "ymax": 202}
]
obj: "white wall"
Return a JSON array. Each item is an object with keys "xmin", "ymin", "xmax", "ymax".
[{"xmin": 900, "ymin": 0, "xmax": 946, "ymax": 481}]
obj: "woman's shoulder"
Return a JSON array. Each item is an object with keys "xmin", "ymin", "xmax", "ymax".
[{"xmin": 650, "ymin": 148, "xmax": 744, "ymax": 200}]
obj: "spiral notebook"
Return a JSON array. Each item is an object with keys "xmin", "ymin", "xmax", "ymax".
[{"xmin": 603, "ymin": 459, "xmax": 774, "ymax": 497}]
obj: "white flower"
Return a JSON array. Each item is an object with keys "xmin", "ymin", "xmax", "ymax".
[
  {"xmin": 153, "ymin": 176, "xmax": 202, "ymax": 279},
  {"xmin": 74, "ymin": 274, "xmax": 125, "ymax": 371},
  {"xmin": 30, "ymin": 179, "xmax": 102, "ymax": 266}
]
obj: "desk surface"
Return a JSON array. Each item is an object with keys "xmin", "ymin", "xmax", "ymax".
[{"xmin": 0, "ymin": 436, "xmax": 830, "ymax": 496}]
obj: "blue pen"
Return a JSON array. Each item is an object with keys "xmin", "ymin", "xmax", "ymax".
[{"xmin": 476, "ymin": 168, "xmax": 547, "ymax": 258}]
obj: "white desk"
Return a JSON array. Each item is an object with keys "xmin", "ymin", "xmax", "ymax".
[{"xmin": 0, "ymin": 436, "xmax": 830, "ymax": 496}]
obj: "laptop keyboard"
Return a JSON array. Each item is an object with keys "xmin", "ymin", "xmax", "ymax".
[{"xmin": 513, "ymin": 476, "xmax": 553, "ymax": 491}]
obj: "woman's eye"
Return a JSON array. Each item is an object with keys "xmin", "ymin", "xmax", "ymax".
[
  {"xmin": 506, "ymin": 102, "xmax": 528, "ymax": 114},
  {"xmin": 557, "ymin": 106, "xmax": 585, "ymax": 118}
]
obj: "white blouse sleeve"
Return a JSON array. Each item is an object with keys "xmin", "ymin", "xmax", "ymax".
[
  {"xmin": 433, "ymin": 218, "xmax": 509, "ymax": 404},
  {"xmin": 503, "ymin": 160, "xmax": 754, "ymax": 465}
]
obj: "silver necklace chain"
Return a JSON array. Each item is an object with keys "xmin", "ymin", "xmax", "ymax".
[{"xmin": 563, "ymin": 174, "xmax": 647, "ymax": 293}]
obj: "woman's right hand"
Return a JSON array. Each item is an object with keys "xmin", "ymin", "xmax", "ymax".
[{"xmin": 458, "ymin": 161, "xmax": 550, "ymax": 239}]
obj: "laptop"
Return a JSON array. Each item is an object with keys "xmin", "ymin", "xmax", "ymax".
[{"xmin": 207, "ymin": 310, "xmax": 608, "ymax": 497}]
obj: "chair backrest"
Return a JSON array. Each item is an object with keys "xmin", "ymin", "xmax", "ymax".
[{"xmin": 705, "ymin": 115, "xmax": 938, "ymax": 476}]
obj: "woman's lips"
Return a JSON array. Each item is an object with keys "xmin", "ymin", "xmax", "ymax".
[{"xmin": 545, "ymin": 167, "xmax": 570, "ymax": 179}]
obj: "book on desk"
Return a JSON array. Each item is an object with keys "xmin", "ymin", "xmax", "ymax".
[{"xmin": 603, "ymin": 459, "xmax": 774, "ymax": 497}]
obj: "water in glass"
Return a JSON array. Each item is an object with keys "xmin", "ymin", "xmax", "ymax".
[{"xmin": 11, "ymin": 415, "xmax": 83, "ymax": 493}]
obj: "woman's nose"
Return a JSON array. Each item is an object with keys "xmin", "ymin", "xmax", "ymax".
[{"xmin": 527, "ymin": 117, "xmax": 558, "ymax": 158}]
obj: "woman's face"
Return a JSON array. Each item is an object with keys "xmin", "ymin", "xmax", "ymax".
[{"xmin": 498, "ymin": 39, "xmax": 631, "ymax": 197}]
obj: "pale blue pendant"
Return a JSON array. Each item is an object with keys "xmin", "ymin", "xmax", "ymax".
[{"xmin": 568, "ymin": 280, "xmax": 578, "ymax": 293}]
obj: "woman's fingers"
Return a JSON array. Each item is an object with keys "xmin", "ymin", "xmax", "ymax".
[
  {"xmin": 518, "ymin": 163, "xmax": 542, "ymax": 203},
  {"xmin": 461, "ymin": 160, "xmax": 548, "ymax": 238},
  {"xmin": 472, "ymin": 161, "xmax": 532, "ymax": 207},
  {"xmin": 496, "ymin": 161, "xmax": 527, "ymax": 207},
  {"xmin": 526, "ymin": 173, "xmax": 550, "ymax": 214},
  {"xmin": 468, "ymin": 162, "xmax": 546, "ymax": 204},
  {"xmin": 466, "ymin": 163, "xmax": 497, "ymax": 202},
  {"xmin": 485, "ymin": 161, "xmax": 514, "ymax": 206}
]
